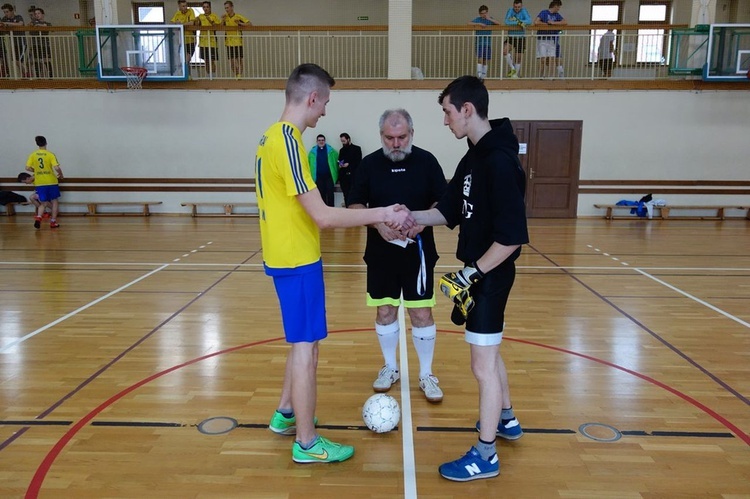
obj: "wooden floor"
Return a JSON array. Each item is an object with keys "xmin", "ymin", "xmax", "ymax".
[{"xmin": 1, "ymin": 216, "xmax": 749, "ymax": 498}]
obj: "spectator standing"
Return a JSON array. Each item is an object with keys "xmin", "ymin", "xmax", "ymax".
[
  {"xmin": 195, "ymin": 1, "xmax": 220, "ymax": 76},
  {"xmin": 308, "ymin": 134, "xmax": 339, "ymax": 207},
  {"xmin": 1, "ymin": 3, "xmax": 28, "ymax": 78},
  {"xmin": 534, "ymin": 0, "xmax": 567, "ymax": 78},
  {"xmin": 170, "ymin": 0, "xmax": 197, "ymax": 75},
  {"xmin": 468, "ymin": 5, "xmax": 501, "ymax": 81},
  {"xmin": 29, "ymin": 8, "xmax": 52, "ymax": 79},
  {"xmin": 503, "ymin": 0, "xmax": 532, "ymax": 78},
  {"xmin": 598, "ymin": 24, "xmax": 615, "ymax": 78},
  {"xmin": 221, "ymin": 1, "xmax": 250, "ymax": 78},
  {"xmin": 337, "ymin": 132, "xmax": 362, "ymax": 207}
]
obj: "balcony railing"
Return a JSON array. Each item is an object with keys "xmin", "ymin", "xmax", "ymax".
[{"xmin": 0, "ymin": 24, "xmax": 687, "ymax": 82}]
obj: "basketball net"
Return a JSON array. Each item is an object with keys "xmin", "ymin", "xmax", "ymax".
[{"xmin": 121, "ymin": 67, "xmax": 147, "ymax": 90}]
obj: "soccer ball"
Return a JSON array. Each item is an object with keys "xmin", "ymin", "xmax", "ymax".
[{"xmin": 362, "ymin": 394, "xmax": 400, "ymax": 433}]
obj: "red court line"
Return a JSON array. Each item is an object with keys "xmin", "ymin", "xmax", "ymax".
[{"xmin": 25, "ymin": 329, "xmax": 750, "ymax": 497}]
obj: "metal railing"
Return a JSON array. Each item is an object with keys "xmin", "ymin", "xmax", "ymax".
[{"xmin": 0, "ymin": 24, "xmax": 687, "ymax": 81}]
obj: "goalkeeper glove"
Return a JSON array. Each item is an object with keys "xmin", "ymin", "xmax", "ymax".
[{"xmin": 439, "ymin": 263, "xmax": 484, "ymax": 320}]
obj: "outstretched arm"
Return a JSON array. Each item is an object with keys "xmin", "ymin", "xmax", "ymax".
[
  {"xmin": 411, "ymin": 207, "xmax": 448, "ymax": 227},
  {"xmin": 297, "ymin": 189, "xmax": 414, "ymax": 230}
]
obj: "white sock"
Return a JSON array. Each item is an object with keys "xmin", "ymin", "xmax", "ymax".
[
  {"xmin": 557, "ymin": 65, "xmax": 564, "ymax": 77},
  {"xmin": 375, "ymin": 321, "xmax": 400, "ymax": 371},
  {"xmin": 505, "ymin": 53, "xmax": 514, "ymax": 70},
  {"xmin": 482, "ymin": 64, "xmax": 488, "ymax": 77},
  {"xmin": 515, "ymin": 63, "xmax": 522, "ymax": 76},
  {"xmin": 476, "ymin": 63, "xmax": 483, "ymax": 78},
  {"xmin": 411, "ymin": 324, "xmax": 437, "ymax": 378}
]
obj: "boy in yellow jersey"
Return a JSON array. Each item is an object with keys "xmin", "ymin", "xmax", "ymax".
[
  {"xmin": 170, "ymin": 0, "xmax": 197, "ymax": 74},
  {"xmin": 25, "ymin": 136, "xmax": 64, "ymax": 229},
  {"xmin": 221, "ymin": 1, "xmax": 251, "ymax": 78},
  {"xmin": 257, "ymin": 63, "xmax": 414, "ymax": 464},
  {"xmin": 194, "ymin": 1, "xmax": 221, "ymax": 75}
]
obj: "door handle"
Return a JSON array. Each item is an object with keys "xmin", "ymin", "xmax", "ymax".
[{"xmin": 529, "ymin": 168, "xmax": 534, "ymax": 179}]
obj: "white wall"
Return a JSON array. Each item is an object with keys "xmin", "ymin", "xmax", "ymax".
[{"xmin": 2, "ymin": 88, "xmax": 748, "ymax": 216}]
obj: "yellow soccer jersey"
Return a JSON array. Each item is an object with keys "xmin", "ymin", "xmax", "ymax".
[
  {"xmin": 197, "ymin": 13, "xmax": 221, "ymax": 47},
  {"xmin": 255, "ymin": 122, "xmax": 320, "ymax": 269},
  {"xmin": 170, "ymin": 10, "xmax": 196, "ymax": 43},
  {"xmin": 26, "ymin": 149, "xmax": 60, "ymax": 186},
  {"xmin": 224, "ymin": 14, "xmax": 249, "ymax": 46}
]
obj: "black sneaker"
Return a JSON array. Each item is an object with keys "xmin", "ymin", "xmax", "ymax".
[{"xmin": 34, "ymin": 217, "xmax": 41, "ymax": 229}]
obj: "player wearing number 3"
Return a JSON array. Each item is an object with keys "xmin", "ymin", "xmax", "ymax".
[
  {"xmin": 25, "ymin": 135, "xmax": 63, "ymax": 229},
  {"xmin": 408, "ymin": 75, "xmax": 528, "ymax": 481},
  {"xmin": 256, "ymin": 63, "xmax": 415, "ymax": 465}
]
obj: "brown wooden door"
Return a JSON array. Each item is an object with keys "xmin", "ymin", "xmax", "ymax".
[{"xmin": 513, "ymin": 120, "xmax": 582, "ymax": 218}]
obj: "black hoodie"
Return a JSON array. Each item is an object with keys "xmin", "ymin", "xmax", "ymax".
[{"xmin": 435, "ymin": 118, "xmax": 529, "ymax": 266}]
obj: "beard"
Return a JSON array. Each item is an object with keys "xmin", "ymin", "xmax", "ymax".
[{"xmin": 382, "ymin": 140, "xmax": 413, "ymax": 162}]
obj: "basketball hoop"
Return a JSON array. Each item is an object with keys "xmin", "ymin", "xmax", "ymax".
[{"xmin": 121, "ymin": 66, "xmax": 148, "ymax": 90}]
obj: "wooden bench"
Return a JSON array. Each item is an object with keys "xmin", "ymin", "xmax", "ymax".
[
  {"xmin": 0, "ymin": 202, "xmax": 28, "ymax": 216},
  {"xmin": 181, "ymin": 202, "xmax": 258, "ymax": 217},
  {"xmin": 594, "ymin": 204, "xmax": 749, "ymax": 220},
  {"xmin": 60, "ymin": 201, "xmax": 162, "ymax": 216}
]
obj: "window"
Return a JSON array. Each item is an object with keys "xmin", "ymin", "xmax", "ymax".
[
  {"xmin": 133, "ymin": 2, "xmax": 165, "ymax": 24},
  {"xmin": 590, "ymin": 2, "xmax": 623, "ymax": 64},
  {"xmin": 637, "ymin": 1, "xmax": 671, "ymax": 64}
]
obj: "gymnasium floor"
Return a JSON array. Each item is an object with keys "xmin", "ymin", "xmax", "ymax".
[{"xmin": 1, "ymin": 216, "xmax": 749, "ymax": 498}]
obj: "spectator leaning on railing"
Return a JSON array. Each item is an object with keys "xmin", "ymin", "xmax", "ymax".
[
  {"xmin": 29, "ymin": 7, "xmax": 52, "ymax": 79},
  {"xmin": 534, "ymin": 0, "xmax": 567, "ymax": 78},
  {"xmin": 194, "ymin": 1, "xmax": 221, "ymax": 76},
  {"xmin": 468, "ymin": 5, "xmax": 501, "ymax": 81},
  {"xmin": 1, "ymin": 3, "xmax": 28, "ymax": 77},
  {"xmin": 221, "ymin": 1, "xmax": 251, "ymax": 79},
  {"xmin": 170, "ymin": 0, "xmax": 197, "ymax": 75},
  {"xmin": 503, "ymin": 0, "xmax": 532, "ymax": 78}
]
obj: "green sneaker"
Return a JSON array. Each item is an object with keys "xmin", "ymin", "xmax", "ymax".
[
  {"xmin": 269, "ymin": 411, "xmax": 318, "ymax": 435},
  {"xmin": 292, "ymin": 436, "xmax": 354, "ymax": 463}
]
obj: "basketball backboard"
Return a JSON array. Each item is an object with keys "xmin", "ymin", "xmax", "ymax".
[
  {"xmin": 703, "ymin": 24, "xmax": 750, "ymax": 81},
  {"xmin": 96, "ymin": 25, "xmax": 188, "ymax": 81}
]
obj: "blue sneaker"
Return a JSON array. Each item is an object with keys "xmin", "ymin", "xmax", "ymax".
[
  {"xmin": 439, "ymin": 447, "xmax": 500, "ymax": 481},
  {"xmin": 475, "ymin": 418, "xmax": 524, "ymax": 440}
]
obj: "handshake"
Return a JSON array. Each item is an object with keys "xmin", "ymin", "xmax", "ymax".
[{"xmin": 382, "ymin": 204, "xmax": 416, "ymax": 232}]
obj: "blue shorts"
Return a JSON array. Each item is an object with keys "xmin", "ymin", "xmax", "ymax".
[
  {"xmin": 476, "ymin": 43, "xmax": 492, "ymax": 60},
  {"xmin": 35, "ymin": 185, "xmax": 61, "ymax": 202},
  {"xmin": 265, "ymin": 259, "xmax": 327, "ymax": 344}
]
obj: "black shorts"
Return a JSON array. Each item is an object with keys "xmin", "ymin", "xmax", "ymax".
[
  {"xmin": 199, "ymin": 47, "xmax": 218, "ymax": 61},
  {"xmin": 365, "ymin": 245, "xmax": 436, "ymax": 307},
  {"xmin": 465, "ymin": 262, "xmax": 516, "ymax": 334},
  {"xmin": 31, "ymin": 42, "xmax": 51, "ymax": 59},
  {"xmin": 185, "ymin": 42, "xmax": 196, "ymax": 57},
  {"xmin": 226, "ymin": 46, "xmax": 243, "ymax": 59},
  {"xmin": 599, "ymin": 58, "xmax": 614, "ymax": 73},
  {"xmin": 504, "ymin": 36, "xmax": 525, "ymax": 54}
]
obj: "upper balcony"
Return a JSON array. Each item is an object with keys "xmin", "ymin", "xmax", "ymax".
[{"xmin": 1, "ymin": 23, "xmax": 747, "ymax": 90}]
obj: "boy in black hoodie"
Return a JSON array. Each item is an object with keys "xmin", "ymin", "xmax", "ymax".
[{"xmin": 410, "ymin": 75, "xmax": 529, "ymax": 481}]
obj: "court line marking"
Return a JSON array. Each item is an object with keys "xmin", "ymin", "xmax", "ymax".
[
  {"xmin": 24, "ymin": 328, "xmax": 750, "ymax": 498},
  {"xmin": 586, "ymin": 244, "xmax": 749, "ymax": 329},
  {"xmin": 634, "ymin": 268, "xmax": 750, "ymax": 329},
  {"xmin": 398, "ymin": 304, "xmax": 418, "ymax": 499},
  {"xmin": 2, "ymin": 261, "xmax": 749, "ymax": 272},
  {"xmin": 0, "ymin": 264, "xmax": 169, "ymax": 354},
  {"xmin": 0, "ymin": 242, "xmax": 218, "ymax": 353}
]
